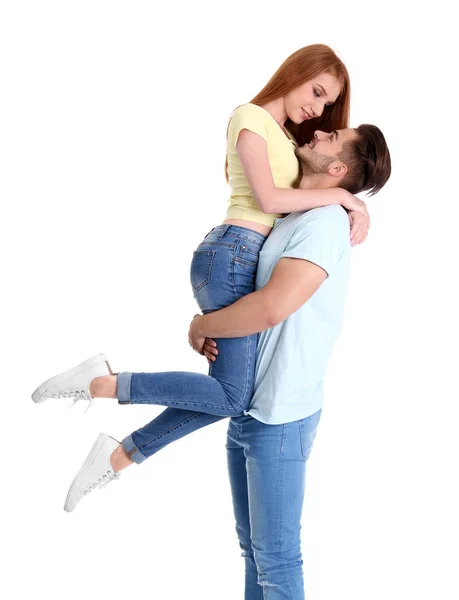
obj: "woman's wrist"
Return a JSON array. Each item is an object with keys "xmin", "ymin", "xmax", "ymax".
[{"xmin": 336, "ymin": 188, "xmax": 349, "ymax": 206}]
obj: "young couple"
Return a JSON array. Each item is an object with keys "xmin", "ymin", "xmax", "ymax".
[{"xmin": 31, "ymin": 44, "xmax": 391, "ymax": 599}]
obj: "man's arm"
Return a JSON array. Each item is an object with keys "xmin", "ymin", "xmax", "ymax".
[{"xmin": 191, "ymin": 257, "xmax": 328, "ymax": 339}]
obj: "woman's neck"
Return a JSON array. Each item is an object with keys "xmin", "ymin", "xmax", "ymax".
[{"xmin": 259, "ymin": 98, "xmax": 287, "ymax": 127}]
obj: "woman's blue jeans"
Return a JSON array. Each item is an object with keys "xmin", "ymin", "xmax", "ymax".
[{"xmin": 116, "ymin": 224, "xmax": 267, "ymax": 462}]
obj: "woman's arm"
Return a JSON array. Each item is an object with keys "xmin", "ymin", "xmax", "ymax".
[{"xmin": 236, "ymin": 129, "xmax": 367, "ymax": 216}]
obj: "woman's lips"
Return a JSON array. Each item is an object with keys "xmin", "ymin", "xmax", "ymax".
[{"xmin": 301, "ymin": 108, "xmax": 312, "ymax": 120}]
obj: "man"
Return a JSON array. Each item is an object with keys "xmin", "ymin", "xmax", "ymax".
[
  {"xmin": 31, "ymin": 124, "xmax": 391, "ymax": 598},
  {"xmin": 186, "ymin": 125, "xmax": 391, "ymax": 597}
]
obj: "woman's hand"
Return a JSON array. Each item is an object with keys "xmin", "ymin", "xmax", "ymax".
[
  {"xmin": 348, "ymin": 210, "xmax": 370, "ymax": 246},
  {"xmin": 340, "ymin": 190, "xmax": 369, "ymax": 218}
]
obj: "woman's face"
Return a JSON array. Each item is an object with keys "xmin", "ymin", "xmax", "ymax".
[{"xmin": 285, "ymin": 73, "xmax": 342, "ymax": 123}]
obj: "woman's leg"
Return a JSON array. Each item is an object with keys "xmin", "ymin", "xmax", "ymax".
[
  {"xmin": 89, "ymin": 327, "xmax": 258, "ymax": 416},
  {"xmin": 230, "ymin": 410, "xmax": 322, "ymax": 600},
  {"xmin": 121, "ymin": 409, "xmax": 226, "ymax": 464},
  {"xmin": 103, "ymin": 225, "xmax": 266, "ymax": 464},
  {"xmin": 59, "ymin": 226, "xmax": 267, "ymax": 512}
]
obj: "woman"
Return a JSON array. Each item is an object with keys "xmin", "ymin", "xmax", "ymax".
[{"xmin": 31, "ymin": 44, "xmax": 368, "ymax": 513}]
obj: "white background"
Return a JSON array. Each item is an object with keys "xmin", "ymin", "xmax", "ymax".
[{"xmin": 1, "ymin": 1, "xmax": 458, "ymax": 598}]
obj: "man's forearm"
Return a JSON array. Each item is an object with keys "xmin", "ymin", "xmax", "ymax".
[{"xmin": 196, "ymin": 289, "xmax": 275, "ymax": 338}]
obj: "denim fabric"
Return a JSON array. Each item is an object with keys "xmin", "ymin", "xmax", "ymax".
[
  {"xmin": 118, "ymin": 224, "xmax": 267, "ymax": 464},
  {"xmin": 226, "ymin": 409, "xmax": 322, "ymax": 599}
]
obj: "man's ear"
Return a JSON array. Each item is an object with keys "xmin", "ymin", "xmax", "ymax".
[{"xmin": 327, "ymin": 161, "xmax": 348, "ymax": 179}]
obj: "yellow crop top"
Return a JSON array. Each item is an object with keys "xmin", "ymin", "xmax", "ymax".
[{"xmin": 225, "ymin": 103, "xmax": 300, "ymax": 228}]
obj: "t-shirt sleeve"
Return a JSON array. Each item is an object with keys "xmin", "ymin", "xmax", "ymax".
[
  {"xmin": 227, "ymin": 104, "xmax": 269, "ymax": 149},
  {"xmin": 279, "ymin": 208, "xmax": 350, "ymax": 277}
]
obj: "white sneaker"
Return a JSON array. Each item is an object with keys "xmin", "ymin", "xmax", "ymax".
[
  {"xmin": 64, "ymin": 433, "xmax": 121, "ymax": 513},
  {"xmin": 31, "ymin": 353, "xmax": 114, "ymax": 412}
]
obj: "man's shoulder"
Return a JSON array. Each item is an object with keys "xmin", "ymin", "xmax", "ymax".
[
  {"xmin": 296, "ymin": 205, "xmax": 349, "ymax": 228},
  {"xmin": 265, "ymin": 205, "xmax": 350, "ymax": 257},
  {"xmin": 278, "ymin": 205, "xmax": 349, "ymax": 239}
]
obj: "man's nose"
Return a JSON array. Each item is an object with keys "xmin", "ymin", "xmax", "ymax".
[{"xmin": 314, "ymin": 130, "xmax": 325, "ymax": 139}]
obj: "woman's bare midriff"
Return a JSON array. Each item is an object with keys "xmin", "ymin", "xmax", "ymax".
[{"xmin": 223, "ymin": 218, "xmax": 272, "ymax": 237}]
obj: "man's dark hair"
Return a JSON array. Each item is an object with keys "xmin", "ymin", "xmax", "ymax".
[{"xmin": 339, "ymin": 124, "xmax": 391, "ymax": 196}]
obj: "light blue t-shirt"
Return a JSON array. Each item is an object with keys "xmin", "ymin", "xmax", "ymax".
[{"xmin": 243, "ymin": 205, "xmax": 351, "ymax": 424}]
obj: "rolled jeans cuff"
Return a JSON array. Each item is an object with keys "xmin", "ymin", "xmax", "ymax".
[
  {"xmin": 117, "ymin": 371, "xmax": 133, "ymax": 404},
  {"xmin": 121, "ymin": 434, "xmax": 148, "ymax": 464}
]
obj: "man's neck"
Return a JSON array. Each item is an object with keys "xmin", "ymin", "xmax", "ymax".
[{"xmin": 298, "ymin": 174, "xmax": 333, "ymax": 190}]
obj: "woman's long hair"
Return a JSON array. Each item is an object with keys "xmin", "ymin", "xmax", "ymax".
[{"xmin": 225, "ymin": 44, "xmax": 351, "ymax": 182}]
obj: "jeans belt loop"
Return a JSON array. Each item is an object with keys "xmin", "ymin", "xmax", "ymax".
[{"xmin": 217, "ymin": 224, "xmax": 231, "ymax": 240}]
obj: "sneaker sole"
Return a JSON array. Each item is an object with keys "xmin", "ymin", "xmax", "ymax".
[
  {"xmin": 31, "ymin": 353, "xmax": 113, "ymax": 403},
  {"xmin": 63, "ymin": 433, "xmax": 114, "ymax": 513}
]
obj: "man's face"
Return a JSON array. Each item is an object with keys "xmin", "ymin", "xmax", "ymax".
[{"xmin": 295, "ymin": 128, "xmax": 358, "ymax": 175}]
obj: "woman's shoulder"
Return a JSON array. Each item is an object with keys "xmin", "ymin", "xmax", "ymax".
[{"xmin": 230, "ymin": 103, "xmax": 270, "ymax": 121}]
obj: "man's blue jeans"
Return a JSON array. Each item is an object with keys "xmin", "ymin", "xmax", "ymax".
[{"xmin": 226, "ymin": 409, "xmax": 322, "ymax": 599}]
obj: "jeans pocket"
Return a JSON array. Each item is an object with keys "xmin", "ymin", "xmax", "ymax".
[
  {"xmin": 300, "ymin": 426, "xmax": 318, "ymax": 459},
  {"xmin": 232, "ymin": 243, "xmax": 259, "ymax": 299},
  {"xmin": 235, "ymin": 243, "xmax": 259, "ymax": 266},
  {"xmin": 233, "ymin": 258, "xmax": 257, "ymax": 299},
  {"xmin": 299, "ymin": 410, "xmax": 322, "ymax": 459},
  {"xmin": 190, "ymin": 249, "xmax": 216, "ymax": 292}
]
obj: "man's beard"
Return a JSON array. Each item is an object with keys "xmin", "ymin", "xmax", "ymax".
[{"xmin": 296, "ymin": 149, "xmax": 335, "ymax": 176}]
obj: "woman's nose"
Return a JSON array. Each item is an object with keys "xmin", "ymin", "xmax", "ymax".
[{"xmin": 313, "ymin": 104, "xmax": 324, "ymax": 118}]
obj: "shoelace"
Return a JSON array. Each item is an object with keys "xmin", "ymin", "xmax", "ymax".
[
  {"xmin": 63, "ymin": 390, "xmax": 94, "ymax": 414},
  {"xmin": 82, "ymin": 470, "xmax": 121, "ymax": 496},
  {"xmin": 56, "ymin": 372, "xmax": 118, "ymax": 414}
]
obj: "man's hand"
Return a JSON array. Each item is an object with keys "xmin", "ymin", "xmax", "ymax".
[
  {"xmin": 203, "ymin": 338, "xmax": 218, "ymax": 364},
  {"xmin": 348, "ymin": 210, "xmax": 370, "ymax": 246},
  {"xmin": 188, "ymin": 314, "xmax": 206, "ymax": 354},
  {"xmin": 188, "ymin": 315, "xmax": 220, "ymax": 364}
]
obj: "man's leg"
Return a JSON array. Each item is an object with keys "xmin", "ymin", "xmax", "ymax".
[
  {"xmin": 226, "ymin": 418, "xmax": 263, "ymax": 600},
  {"xmin": 240, "ymin": 410, "xmax": 322, "ymax": 599}
]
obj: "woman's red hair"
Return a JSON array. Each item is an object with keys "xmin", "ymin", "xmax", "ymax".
[{"xmin": 225, "ymin": 44, "xmax": 351, "ymax": 181}]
